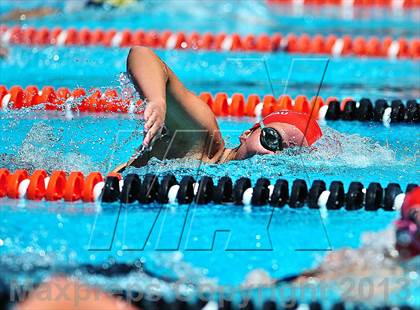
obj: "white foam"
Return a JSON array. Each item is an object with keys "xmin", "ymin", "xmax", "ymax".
[{"xmin": 312, "ymin": 127, "xmax": 396, "ymax": 169}]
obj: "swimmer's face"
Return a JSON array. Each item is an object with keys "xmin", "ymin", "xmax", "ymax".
[{"xmin": 234, "ymin": 122, "xmax": 308, "ymax": 160}]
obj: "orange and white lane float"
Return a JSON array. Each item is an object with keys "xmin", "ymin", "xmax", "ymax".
[
  {"xmin": 0, "ymin": 85, "xmax": 144, "ymax": 114},
  {"xmin": 0, "ymin": 169, "xmax": 110, "ymax": 202},
  {"xmin": 0, "ymin": 25, "xmax": 419, "ymax": 59},
  {"xmin": 0, "ymin": 168, "xmax": 417, "ymax": 210},
  {"xmin": 0, "ymin": 85, "xmax": 418, "ymax": 123}
]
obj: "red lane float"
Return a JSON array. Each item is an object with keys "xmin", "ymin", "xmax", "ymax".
[
  {"xmin": 64, "ymin": 172, "xmax": 84, "ymax": 202},
  {"xmin": 1, "ymin": 25, "xmax": 419, "ymax": 59},
  {"xmin": 213, "ymin": 93, "xmax": 229, "ymax": 116},
  {"xmin": 7, "ymin": 169, "xmax": 28, "ymax": 199},
  {"xmin": 245, "ymin": 94, "xmax": 260, "ymax": 116},
  {"xmin": 230, "ymin": 94, "xmax": 245, "ymax": 117},
  {"xmin": 26, "ymin": 169, "xmax": 47, "ymax": 200},
  {"xmin": 82, "ymin": 172, "xmax": 103, "ymax": 202},
  {"xmin": 267, "ymin": 0, "xmax": 419, "ymax": 8},
  {"xmin": 0, "ymin": 168, "xmax": 10, "ymax": 198},
  {"xmin": 277, "ymin": 95, "xmax": 293, "ymax": 111},
  {"xmin": 45, "ymin": 170, "xmax": 67, "ymax": 201},
  {"xmin": 262, "ymin": 95, "xmax": 277, "ymax": 117}
]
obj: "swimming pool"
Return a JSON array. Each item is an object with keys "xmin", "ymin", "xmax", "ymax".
[{"xmin": 0, "ymin": 0, "xmax": 419, "ymax": 309}]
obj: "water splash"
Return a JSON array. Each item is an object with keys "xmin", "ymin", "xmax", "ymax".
[
  {"xmin": 125, "ymin": 126, "xmax": 400, "ymax": 183},
  {"xmin": 0, "ymin": 72, "xmax": 148, "ymax": 174},
  {"xmin": 8, "ymin": 121, "xmax": 95, "ymax": 174},
  {"xmin": 301, "ymin": 127, "xmax": 396, "ymax": 168}
]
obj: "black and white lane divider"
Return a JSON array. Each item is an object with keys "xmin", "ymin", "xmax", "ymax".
[{"xmin": 101, "ymin": 174, "xmax": 417, "ymax": 211}]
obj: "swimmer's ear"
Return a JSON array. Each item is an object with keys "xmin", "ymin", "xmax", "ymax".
[{"xmin": 240, "ymin": 130, "xmax": 252, "ymax": 144}]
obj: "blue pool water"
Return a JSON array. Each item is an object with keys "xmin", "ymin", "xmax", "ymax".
[
  {"xmin": 1, "ymin": 0, "xmax": 419, "ymax": 37},
  {"xmin": 0, "ymin": 0, "xmax": 419, "ymax": 308}
]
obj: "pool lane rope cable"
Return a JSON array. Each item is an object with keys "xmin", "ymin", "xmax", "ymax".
[
  {"xmin": 0, "ymin": 169, "xmax": 417, "ymax": 210},
  {"xmin": 1, "ymin": 25, "xmax": 419, "ymax": 59},
  {"xmin": 0, "ymin": 85, "xmax": 418, "ymax": 123}
]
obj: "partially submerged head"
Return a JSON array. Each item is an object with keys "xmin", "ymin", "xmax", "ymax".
[
  {"xmin": 234, "ymin": 110, "xmax": 323, "ymax": 160},
  {"xmin": 395, "ymin": 187, "xmax": 420, "ymax": 260}
]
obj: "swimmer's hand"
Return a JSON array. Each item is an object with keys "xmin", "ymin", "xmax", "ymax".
[{"xmin": 143, "ymin": 99, "xmax": 166, "ymax": 147}]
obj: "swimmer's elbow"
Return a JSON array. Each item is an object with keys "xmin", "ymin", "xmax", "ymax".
[
  {"xmin": 128, "ymin": 46, "xmax": 151, "ymax": 65},
  {"xmin": 127, "ymin": 46, "xmax": 168, "ymax": 78},
  {"xmin": 129, "ymin": 46, "xmax": 151, "ymax": 56}
]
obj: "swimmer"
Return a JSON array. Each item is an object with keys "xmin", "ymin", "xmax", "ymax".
[
  {"xmin": 243, "ymin": 188, "xmax": 420, "ymax": 299},
  {"xmin": 112, "ymin": 46, "xmax": 322, "ymax": 172}
]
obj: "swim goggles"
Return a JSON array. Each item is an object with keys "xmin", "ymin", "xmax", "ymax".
[{"xmin": 258, "ymin": 121, "xmax": 284, "ymax": 152}]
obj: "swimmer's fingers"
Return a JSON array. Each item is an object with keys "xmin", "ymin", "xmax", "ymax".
[
  {"xmin": 143, "ymin": 100, "xmax": 166, "ymax": 146},
  {"xmin": 143, "ymin": 123, "xmax": 161, "ymax": 146},
  {"xmin": 143, "ymin": 130, "xmax": 152, "ymax": 147},
  {"xmin": 144, "ymin": 104, "xmax": 154, "ymax": 121},
  {"xmin": 144, "ymin": 111, "xmax": 157, "ymax": 131},
  {"xmin": 143, "ymin": 116, "xmax": 164, "ymax": 147},
  {"xmin": 144, "ymin": 104, "xmax": 165, "ymax": 130}
]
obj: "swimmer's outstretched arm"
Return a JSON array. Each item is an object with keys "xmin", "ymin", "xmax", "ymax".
[
  {"xmin": 127, "ymin": 46, "xmax": 168, "ymax": 146},
  {"xmin": 111, "ymin": 46, "xmax": 224, "ymax": 172},
  {"xmin": 127, "ymin": 46, "xmax": 223, "ymax": 152}
]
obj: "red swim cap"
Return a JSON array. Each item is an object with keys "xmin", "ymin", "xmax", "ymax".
[
  {"xmin": 401, "ymin": 187, "xmax": 420, "ymax": 219},
  {"xmin": 250, "ymin": 110, "xmax": 323, "ymax": 146}
]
